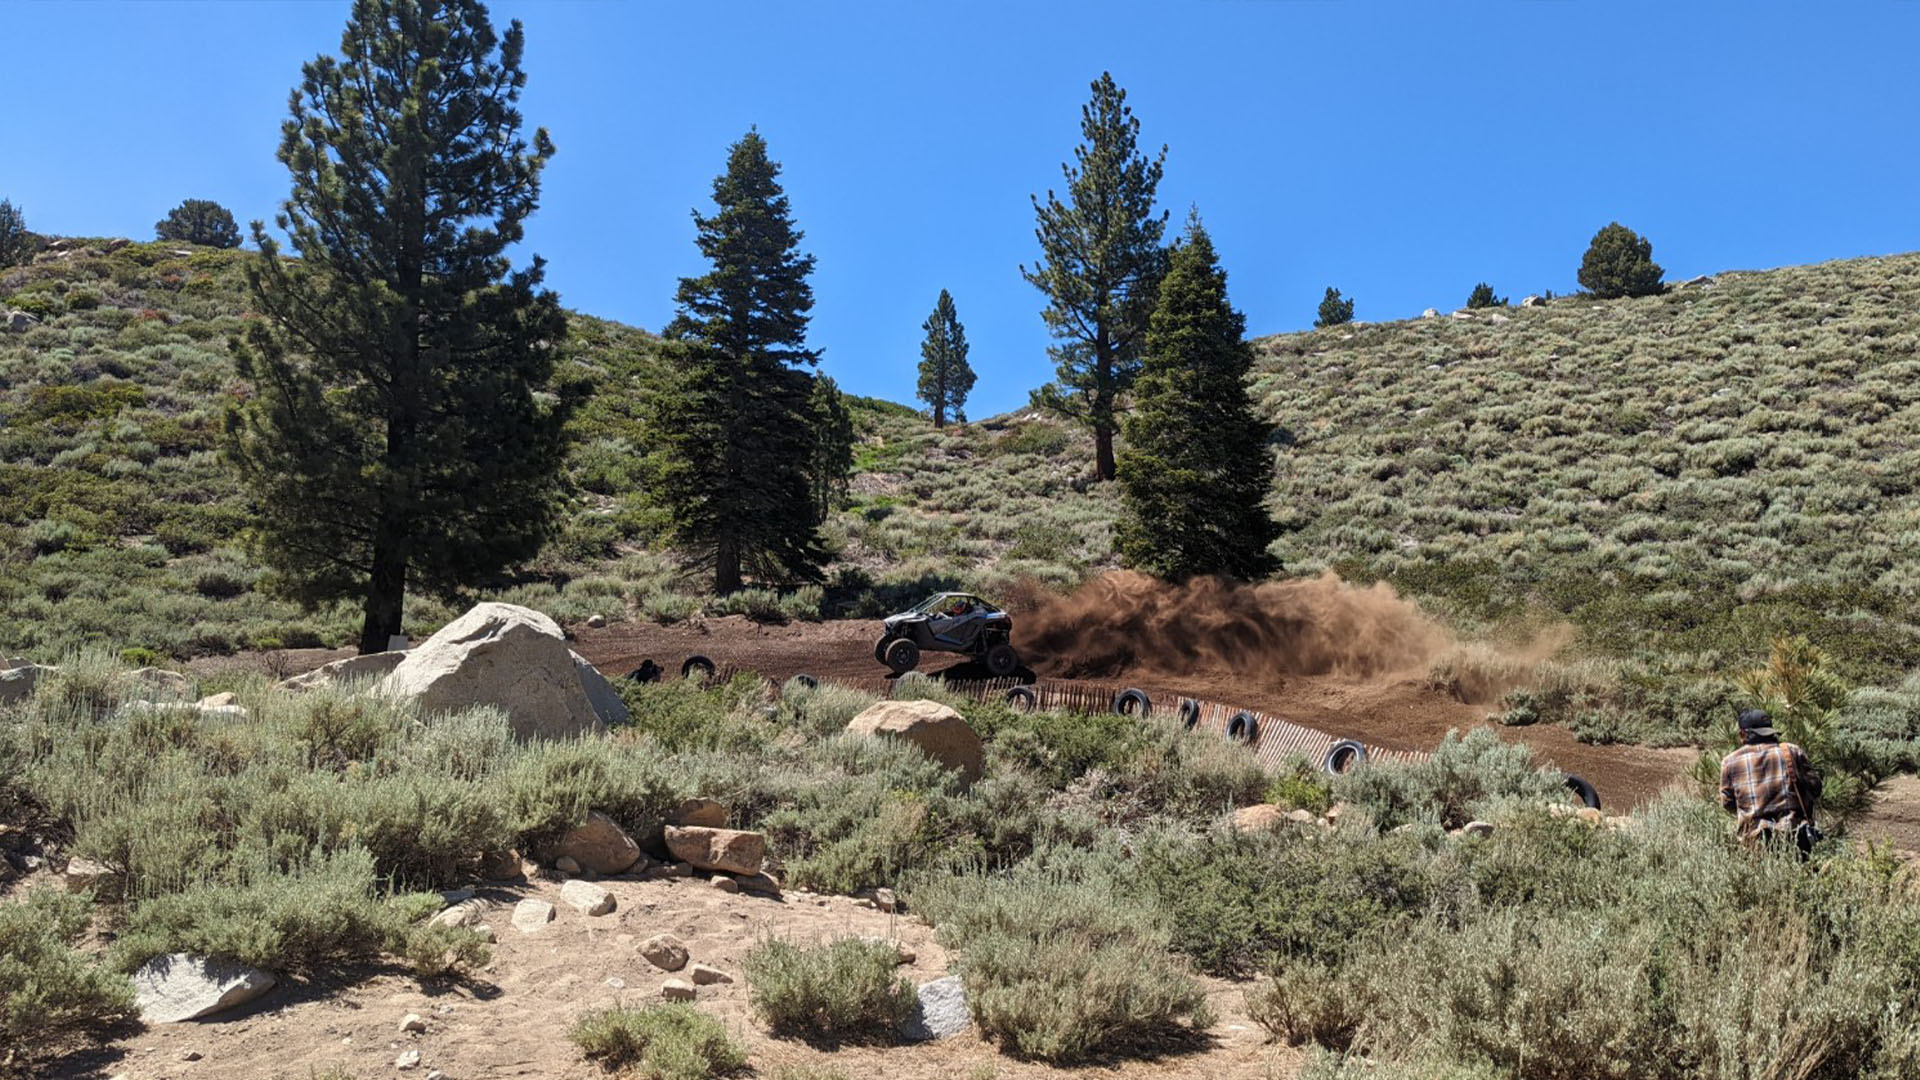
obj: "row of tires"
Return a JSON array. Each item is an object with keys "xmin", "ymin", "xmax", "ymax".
[
  {"xmin": 1005, "ymin": 683, "xmax": 1602, "ymax": 807},
  {"xmin": 624, "ymin": 655, "xmax": 717, "ymax": 683}
]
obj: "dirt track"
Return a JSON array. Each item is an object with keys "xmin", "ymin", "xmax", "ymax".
[{"xmin": 572, "ymin": 616, "xmax": 1698, "ymax": 812}]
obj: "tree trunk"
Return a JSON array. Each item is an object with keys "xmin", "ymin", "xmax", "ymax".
[
  {"xmin": 1095, "ymin": 424, "xmax": 1116, "ymax": 482},
  {"xmin": 715, "ymin": 535, "xmax": 742, "ymax": 594},
  {"xmin": 1093, "ymin": 328, "xmax": 1116, "ymax": 481},
  {"xmin": 933, "ymin": 405, "xmax": 945, "ymax": 428},
  {"xmin": 358, "ymin": 539, "xmax": 406, "ymax": 654}
]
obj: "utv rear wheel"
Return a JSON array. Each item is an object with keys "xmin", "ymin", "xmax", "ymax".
[
  {"xmin": 984, "ymin": 643, "xmax": 1019, "ymax": 678},
  {"xmin": 884, "ymin": 638, "xmax": 921, "ymax": 675}
]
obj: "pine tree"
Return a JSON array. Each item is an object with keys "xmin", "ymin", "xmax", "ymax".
[
  {"xmin": 1118, "ymin": 213, "xmax": 1277, "ymax": 580},
  {"xmin": 1466, "ymin": 282, "xmax": 1507, "ymax": 309},
  {"xmin": 0, "ymin": 199, "xmax": 31, "ymax": 269},
  {"xmin": 1578, "ymin": 222, "xmax": 1665, "ymax": 299},
  {"xmin": 650, "ymin": 130, "xmax": 826, "ymax": 594},
  {"xmin": 810, "ymin": 375, "xmax": 854, "ymax": 519},
  {"xmin": 225, "ymin": 0, "xmax": 571, "ymax": 655},
  {"xmin": 155, "ymin": 199, "xmax": 243, "ymax": 248},
  {"xmin": 1022, "ymin": 72, "xmax": 1169, "ymax": 481},
  {"xmin": 916, "ymin": 289, "xmax": 975, "ymax": 428},
  {"xmin": 1315, "ymin": 286, "xmax": 1354, "ymax": 328}
]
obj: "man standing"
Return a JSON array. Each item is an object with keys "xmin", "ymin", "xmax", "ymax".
[{"xmin": 1720, "ymin": 708, "xmax": 1823, "ymax": 855}]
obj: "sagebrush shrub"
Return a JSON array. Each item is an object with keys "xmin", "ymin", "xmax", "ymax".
[
  {"xmin": 745, "ymin": 937, "xmax": 916, "ymax": 1042},
  {"xmin": 0, "ymin": 888, "xmax": 137, "ymax": 1060},
  {"xmin": 569, "ymin": 1003, "xmax": 746, "ymax": 1080}
]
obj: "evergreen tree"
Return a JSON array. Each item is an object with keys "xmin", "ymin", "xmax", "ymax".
[
  {"xmin": 1315, "ymin": 286, "xmax": 1354, "ymax": 328},
  {"xmin": 1022, "ymin": 72, "xmax": 1169, "ymax": 481},
  {"xmin": 1466, "ymin": 282, "xmax": 1507, "ymax": 309},
  {"xmin": 155, "ymin": 199, "xmax": 243, "ymax": 248},
  {"xmin": 1118, "ymin": 213, "xmax": 1277, "ymax": 580},
  {"xmin": 810, "ymin": 375, "xmax": 854, "ymax": 519},
  {"xmin": 225, "ymin": 0, "xmax": 570, "ymax": 655},
  {"xmin": 650, "ymin": 130, "xmax": 825, "ymax": 594},
  {"xmin": 0, "ymin": 199, "xmax": 31, "ymax": 269},
  {"xmin": 916, "ymin": 289, "xmax": 975, "ymax": 427},
  {"xmin": 1578, "ymin": 222, "xmax": 1665, "ymax": 299}
]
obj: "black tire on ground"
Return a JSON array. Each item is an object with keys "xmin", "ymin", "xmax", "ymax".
[
  {"xmin": 1322, "ymin": 739, "xmax": 1366, "ymax": 775},
  {"xmin": 1177, "ymin": 698, "xmax": 1201, "ymax": 730},
  {"xmin": 884, "ymin": 638, "xmax": 921, "ymax": 675},
  {"xmin": 1226, "ymin": 711, "xmax": 1259, "ymax": 743},
  {"xmin": 873, "ymin": 638, "xmax": 892, "ymax": 665},
  {"xmin": 1114, "ymin": 688, "xmax": 1152, "ymax": 718},
  {"xmin": 791, "ymin": 674, "xmax": 818, "ymax": 690},
  {"xmin": 681, "ymin": 655, "xmax": 715, "ymax": 682},
  {"xmin": 1004, "ymin": 686, "xmax": 1038, "ymax": 712},
  {"xmin": 985, "ymin": 643, "xmax": 1020, "ymax": 678},
  {"xmin": 625, "ymin": 659, "xmax": 662, "ymax": 683},
  {"xmin": 1563, "ymin": 772, "xmax": 1601, "ymax": 810}
]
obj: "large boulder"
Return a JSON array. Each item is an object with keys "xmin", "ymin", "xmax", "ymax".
[
  {"xmin": 663, "ymin": 826, "xmax": 766, "ymax": 876},
  {"xmin": 552, "ymin": 811, "xmax": 642, "ymax": 875},
  {"xmin": 0, "ymin": 664, "xmax": 51, "ymax": 706},
  {"xmin": 571, "ymin": 651, "xmax": 630, "ymax": 726},
  {"xmin": 279, "ymin": 651, "xmax": 408, "ymax": 692},
  {"xmin": 377, "ymin": 603, "xmax": 601, "ymax": 740},
  {"xmin": 131, "ymin": 954, "xmax": 276, "ymax": 1023},
  {"xmin": 845, "ymin": 699, "xmax": 983, "ymax": 785}
]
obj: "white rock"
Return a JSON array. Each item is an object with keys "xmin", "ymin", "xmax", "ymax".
[
  {"xmin": 1421, "ymin": 307, "xmax": 1439, "ymax": 319},
  {"xmin": 586, "ymin": 614, "xmax": 607, "ymax": 629},
  {"xmin": 64, "ymin": 855, "xmax": 116, "ymax": 892},
  {"xmin": 396, "ymin": 1048, "xmax": 421, "ymax": 1070},
  {"xmin": 661, "ymin": 979, "xmax": 697, "ymax": 1001},
  {"xmin": 430, "ymin": 899, "xmax": 487, "ymax": 929},
  {"xmin": 561, "ymin": 879, "xmax": 615, "ymax": 916},
  {"xmin": 131, "ymin": 954, "xmax": 276, "ymax": 1023},
  {"xmin": 1460, "ymin": 821, "xmax": 1495, "ymax": 837},
  {"xmin": 399, "ymin": 1013, "xmax": 427, "ymax": 1033},
  {"xmin": 900, "ymin": 975, "xmax": 968, "ymax": 1041},
  {"xmin": 377, "ymin": 603, "xmax": 604, "ymax": 740},
  {"xmin": 872, "ymin": 887, "xmax": 898, "ymax": 913},
  {"xmin": 688, "ymin": 963, "xmax": 733, "ymax": 985},
  {"xmin": 511, "ymin": 898, "xmax": 555, "ymax": 934},
  {"xmin": 640, "ymin": 933, "xmax": 689, "ymax": 972}
]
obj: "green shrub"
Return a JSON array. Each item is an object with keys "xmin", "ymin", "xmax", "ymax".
[
  {"xmin": 1333, "ymin": 728, "xmax": 1565, "ymax": 829},
  {"xmin": 910, "ymin": 859, "xmax": 1211, "ymax": 1063},
  {"xmin": 744, "ymin": 937, "xmax": 916, "ymax": 1042},
  {"xmin": 569, "ymin": 1003, "xmax": 746, "ymax": 1080},
  {"xmin": 503, "ymin": 737, "xmax": 683, "ymax": 856},
  {"xmin": 1247, "ymin": 960, "xmax": 1373, "ymax": 1050},
  {"xmin": 0, "ymin": 888, "xmax": 137, "ymax": 1060}
]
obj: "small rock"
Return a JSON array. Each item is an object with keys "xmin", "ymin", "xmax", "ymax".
[
  {"xmin": 606, "ymin": 976, "xmax": 626, "ymax": 989},
  {"xmin": 561, "ymin": 879, "xmax": 615, "ymax": 916},
  {"xmin": 661, "ymin": 979, "xmax": 697, "ymax": 1002},
  {"xmin": 709, "ymin": 875, "xmax": 739, "ymax": 894},
  {"xmin": 480, "ymin": 848, "xmax": 524, "ymax": 882},
  {"xmin": 427, "ymin": 1072, "xmax": 445, "ymax": 1080},
  {"xmin": 64, "ymin": 855, "xmax": 117, "ymax": 893},
  {"xmin": 181, "ymin": 1049, "xmax": 204, "ymax": 1061},
  {"xmin": 1231, "ymin": 804, "xmax": 1285, "ymax": 833},
  {"xmin": 640, "ymin": 933, "xmax": 689, "ymax": 972},
  {"xmin": 663, "ymin": 826, "xmax": 766, "ymax": 876},
  {"xmin": 430, "ymin": 898, "xmax": 488, "ymax": 929},
  {"xmin": 131, "ymin": 954, "xmax": 276, "ymax": 1023},
  {"xmin": 1575, "ymin": 808, "xmax": 1606, "ymax": 826},
  {"xmin": 859, "ymin": 937, "xmax": 914, "ymax": 965},
  {"xmin": 900, "ymin": 974, "xmax": 969, "ymax": 1041},
  {"xmin": 872, "ymin": 887, "xmax": 898, "ymax": 913},
  {"xmin": 511, "ymin": 898, "xmax": 555, "ymax": 934},
  {"xmin": 1326, "ymin": 802, "xmax": 1348, "ymax": 823},
  {"xmin": 396, "ymin": 1048, "xmax": 421, "ymax": 1070},
  {"xmin": 587, "ymin": 614, "xmax": 607, "ymax": 629},
  {"xmin": 197, "ymin": 692, "xmax": 240, "ymax": 708},
  {"xmin": 688, "ymin": 963, "xmax": 733, "ymax": 985},
  {"xmin": 553, "ymin": 811, "xmax": 641, "ymax": 875},
  {"xmin": 438, "ymin": 887, "xmax": 473, "ymax": 905},
  {"xmin": 1460, "ymin": 821, "xmax": 1495, "ymax": 838},
  {"xmin": 1421, "ymin": 307, "xmax": 1438, "ymax": 319},
  {"xmin": 735, "ymin": 872, "xmax": 782, "ymax": 896},
  {"xmin": 667, "ymin": 861, "xmax": 693, "ymax": 878},
  {"xmin": 399, "ymin": 1012, "xmax": 427, "ymax": 1034},
  {"xmin": 666, "ymin": 797, "xmax": 727, "ymax": 828},
  {"xmin": 1286, "ymin": 808, "xmax": 1317, "ymax": 825},
  {"xmin": 555, "ymin": 855, "xmax": 582, "ymax": 875}
]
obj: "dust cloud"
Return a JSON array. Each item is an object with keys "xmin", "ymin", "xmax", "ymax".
[{"xmin": 1014, "ymin": 571, "xmax": 1482, "ymax": 688}]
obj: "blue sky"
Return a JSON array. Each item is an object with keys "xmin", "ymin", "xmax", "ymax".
[{"xmin": 5, "ymin": 2, "xmax": 1918, "ymax": 416}]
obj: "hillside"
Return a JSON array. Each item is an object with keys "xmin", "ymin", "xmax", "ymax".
[{"xmin": 8, "ymin": 239, "xmax": 1920, "ymax": 716}]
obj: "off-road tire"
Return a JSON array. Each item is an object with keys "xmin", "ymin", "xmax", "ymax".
[
  {"xmin": 985, "ymin": 643, "xmax": 1019, "ymax": 678},
  {"xmin": 1176, "ymin": 698, "xmax": 1201, "ymax": 730},
  {"xmin": 1114, "ymin": 688, "xmax": 1152, "ymax": 718},
  {"xmin": 681, "ymin": 655, "xmax": 716, "ymax": 682},
  {"xmin": 873, "ymin": 638, "xmax": 892, "ymax": 665},
  {"xmin": 884, "ymin": 638, "xmax": 921, "ymax": 675},
  {"xmin": 1004, "ymin": 686, "xmax": 1038, "ymax": 712},
  {"xmin": 790, "ymin": 674, "xmax": 818, "ymax": 691},
  {"xmin": 1226, "ymin": 711, "xmax": 1259, "ymax": 743},
  {"xmin": 1322, "ymin": 739, "xmax": 1366, "ymax": 775},
  {"xmin": 1563, "ymin": 772, "xmax": 1601, "ymax": 810}
]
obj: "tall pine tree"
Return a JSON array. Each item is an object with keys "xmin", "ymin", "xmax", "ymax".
[
  {"xmin": 225, "ymin": 0, "xmax": 570, "ymax": 655},
  {"xmin": 0, "ymin": 198, "xmax": 31, "ymax": 269},
  {"xmin": 1022, "ymin": 72, "xmax": 1168, "ymax": 481},
  {"xmin": 651, "ymin": 130, "xmax": 825, "ymax": 594},
  {"xmin": 1117, "ymin": 213, "xmax": 1277, "ymax": 580},
  {"xmin": 916, "ymin": 289, "xmax": 974, "ymax": 427}
]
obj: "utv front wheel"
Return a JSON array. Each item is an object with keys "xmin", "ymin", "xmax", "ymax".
[
  {"xmin": 874, "ymin": 637, "xmax": 893, "ymax": 665},
  {"xmin": 984, "ymin": 643, "xmax": 1019, "ymax": 678},
  {"xmin": 884, "ymin": 638, "xmax": 921, "ymax": 675}
]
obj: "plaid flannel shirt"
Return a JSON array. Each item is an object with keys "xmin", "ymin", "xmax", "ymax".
[{"xmin": 1719, "ymin": 741, "xmax": 1819, "ymax": 840}]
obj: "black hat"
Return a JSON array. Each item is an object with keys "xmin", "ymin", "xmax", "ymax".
[{"xmin": 1737, "ymin": 709, "xmax": 1777, "ymax": 739}]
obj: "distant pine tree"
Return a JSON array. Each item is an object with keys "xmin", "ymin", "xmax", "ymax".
[
  {"xmin": 1118, "ymin": 213, "xmax": 1278, "ymax": 580},
  {"xmin": 0, "ymin": 198, "xmax": 31, "ymax": 269},
  {"xmin": 225, "ymin": 0, "xmax": 571, "ymax": 655},
  {"xmin": 916, "ymin": 289, "xmax": 975, "ymax": 427},
  {"xmin": 1315, "ymin": 286, "xmax": 1354, "ymax": 328},
  {"xmin": 1466, "ymin": 282, "xmax": 1507, "ymax": 309},
  {"xmin": 650, "ymin": 130, "xmax": 826, "ymax": 594},
  {"xmin": 810, "ymin": 374, "xmax": 854, "ymax": 519},
  {"xmin": 1023, "ymin": 72, "xmax": 1169, "ymax": 481},
  {"xmin": 1578, "ymin": 222, "xmax": 1665, "ymax": 299},
  {"xmin": 155, "ymin": 199, "xmax": 243, "ymax": 248}
]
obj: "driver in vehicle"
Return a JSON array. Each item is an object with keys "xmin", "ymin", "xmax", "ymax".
[{"xmin": 945, "ymin": 597, "xmax": 972, "ymax": 616}]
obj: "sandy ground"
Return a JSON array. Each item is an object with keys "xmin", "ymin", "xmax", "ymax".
[{"xmin": 49, "ymin": 869, "xmax": 1303, "ymax": 1080}]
